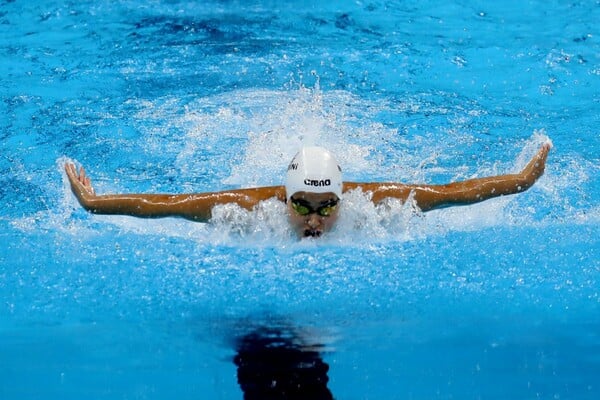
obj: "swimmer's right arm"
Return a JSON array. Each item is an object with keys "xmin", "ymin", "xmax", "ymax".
[
  {"xmin": 343, "ymin": 142, "xmax": 551, "ymax": 211},
  {"xmin": 64, "ymin": 163, "xmax": 286, "ymax": 222}
]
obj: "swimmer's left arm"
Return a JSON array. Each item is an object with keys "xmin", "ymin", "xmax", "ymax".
[{"xmin": 344, "ymin": 142, "xmax": 551, "ymax": 211}]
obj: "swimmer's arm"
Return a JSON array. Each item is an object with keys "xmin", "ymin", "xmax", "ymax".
[
  {"xmin": 344, "ymin": 143, "xmax": 551, "ymax": 211},
  {"xmin": 64, "ymin": 163, "xmax": 286, "ymax": 222}
]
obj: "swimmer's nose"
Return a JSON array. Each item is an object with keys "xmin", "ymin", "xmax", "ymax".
[{"xmin": 306, "ymin": 214, "xmax": 321, "ymax": 228}]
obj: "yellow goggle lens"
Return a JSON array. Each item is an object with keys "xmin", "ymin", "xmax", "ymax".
[
  {"xmin": 291, "ymin": 199, "xmax": 338, "ymax": 217},
  {"xmin": 291, "ymin": 202, "xmax": 311, "ymax": 216}
]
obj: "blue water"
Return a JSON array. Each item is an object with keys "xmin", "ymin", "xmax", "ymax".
[{"xmin": 1, "ymin": 0, "xmax": 599, "ymax": 399}]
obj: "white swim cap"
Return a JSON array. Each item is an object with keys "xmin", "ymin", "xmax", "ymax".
[{"xmin": 285, "ymin": 146, "xmax": 343, "ymax": 200}]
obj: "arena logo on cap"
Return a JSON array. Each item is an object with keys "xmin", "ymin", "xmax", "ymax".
[{"xmin": 304, "ymin": 178, "xmax": 331, "ymax": 187}]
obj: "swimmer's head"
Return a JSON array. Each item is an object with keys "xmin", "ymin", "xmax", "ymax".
[
  {"xmin": 285, "ymin": 147, "xmax": 342, "ymax": 238},
  {"xmin": 285, "ymin": 146, "xmax": 343, "ymax": 200}
]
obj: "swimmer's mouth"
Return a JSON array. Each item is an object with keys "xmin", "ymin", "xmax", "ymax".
[{"xmin": 304, "ymin": 229, "xmax": 322, "ymax": 238}]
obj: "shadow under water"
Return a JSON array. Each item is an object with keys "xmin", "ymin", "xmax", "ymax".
[{"xmin": 233, "ymin": 325, "xmax": 334, "ymax": 400}]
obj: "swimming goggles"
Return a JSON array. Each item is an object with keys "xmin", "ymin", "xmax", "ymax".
[{"xmin": 290, "ymin": 197, "xmax": 339, "ymax": 217}]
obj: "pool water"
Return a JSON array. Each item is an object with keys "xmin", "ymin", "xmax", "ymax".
[{"xmin": 1, "ymin": 0, "xmax": 599, "ymax": 399}]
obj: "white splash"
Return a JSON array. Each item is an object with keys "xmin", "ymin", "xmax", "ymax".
[{"xmin": 43, "ymin": 88, "xmax": 592, "ymax": 248}]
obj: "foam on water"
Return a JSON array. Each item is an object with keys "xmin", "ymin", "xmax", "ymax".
[
  {"xmin": 33, "ymin": 86, "xmax": 592, "ymax": 249},
  {"xmin": 7, "ymin": 87, "xmax": 589, "ymax": 333}
]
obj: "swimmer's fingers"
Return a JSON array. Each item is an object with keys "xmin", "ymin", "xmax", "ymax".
[
  {"xmin": 65, "ymin": 163, "xmax": 81, "ymax": 188},
  {"xmin": 65, "ymin": 163, "xmax": 95, "ymax": 196},
  {"xmin": 79, "ymin": 166, "xmax": 94, "ymax": 192},
  {"xmin": 64, "ymin": 162, "xmax": 76, "ymax": 178}
]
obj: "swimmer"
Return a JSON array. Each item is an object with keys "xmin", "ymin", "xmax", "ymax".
[{"xmin": 65, "ymin": 142, "xmax": 551, "ymax": 238}]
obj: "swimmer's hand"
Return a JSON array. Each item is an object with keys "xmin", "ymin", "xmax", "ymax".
[
  {"xmin": 518, "ymin": 142, "xmax": 551, "ymax": 186},
  {"xmin": 65, "ymin": 163, "xmax": 97, "ymax": 207}
]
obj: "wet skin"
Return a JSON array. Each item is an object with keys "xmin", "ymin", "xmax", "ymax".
[
  {"xmin": 64, "ymin": 143, "xmax": 551, "ymax": 235},
  {"xmin": 286, "ymin": 191, "xmax": 339, "ymax": 238}
]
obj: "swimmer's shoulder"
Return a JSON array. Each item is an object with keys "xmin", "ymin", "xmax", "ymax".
[{"xmin": 223, "ymin": 185, "xmax": 287, "ymax": 203}]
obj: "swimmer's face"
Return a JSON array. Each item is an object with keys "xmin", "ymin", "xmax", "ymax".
[{"xmin": 287, "ymin": 191, "xmax": 340, "ymax": 238}]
